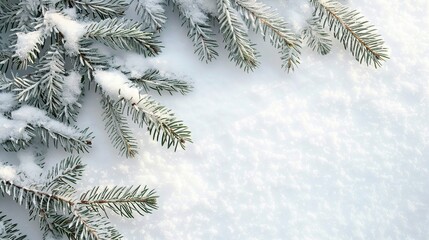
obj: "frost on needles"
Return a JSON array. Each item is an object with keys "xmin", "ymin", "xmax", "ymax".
[{"xmin": 0, "ymin": 0, "xmax": 388, "ymax": 239}]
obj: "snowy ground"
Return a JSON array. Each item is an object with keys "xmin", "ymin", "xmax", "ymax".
[{"xmin": 2, "ymin": 0, "xmax": 429, "ymax": 239}]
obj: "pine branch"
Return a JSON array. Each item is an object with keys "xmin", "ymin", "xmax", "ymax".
[
  {"xmin": 0, "ymin": 180, "xmax": 73, "ymax": 214},
  {"xmin": 0, "ymin": 3, "xmax": 19, "ymax": 32},
  {"xmin": 235, "ymin": 0, "xmax": 301, "ymax": 72},
  {"xmin": 79, "ymin": 185, "xmax": 158, "ymax": 218},
  {"xmin": 101, "ymin": 93, "xmax": 139, "ymax": 158},
  {"xmin": 301, "ymin": 16, "xmax": 332, "ymax": 55},
  {"xmin": 35, "ymin": 44, "xmax": 65, "ymax": 117},
  {"xmin": 133, "ymin": 0, "xmax": 167, "ymax": 30},
  {"xmin": 129, "ymin": 69, "xmax": 193, "ymax": 95},
  {"xmin": 69, "ymin": 0, "xmax": 128, "ymax": 19},
  {"xmin": 85, "ymin": 18, "xmax": 162, "ymax": 56},
  {"xmin": 309, "ymin": 0, "xmax": 388, "ymax": 67},
  {"xmin": 122, "ymin": 95, "xmax": 192, "ymax": 150},
  {"xmin": 217, "ymin": 0, "xmax": 258, "ymax": 71},
  {"xmin": 75, "ymin": 39, "xmax": 109, "ymax": 76},
  {"xmin": 36, "ymin": 126, "xmax": 93, "ymax": 154},
  {"xmin": 13, "ymin": 76, "xmax": 43, "ymax": 107},
  {"xmin": 0, "ymin": 211, "xmax": 27, "ymax": 240},
  {"xmin": 43, "ymin": 156, "xmax": 85, "ymax": 196},
  {"xmin": 58, "ymin": 208, "xmax": 122, "ymax": 240},
  {"xmin": 185, "ymin": 18, "xmax": 219, "ymax": 63}
]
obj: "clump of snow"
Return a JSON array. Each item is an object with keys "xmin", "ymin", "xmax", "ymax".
[
  {"xmin": 61, "ymin": 71, "xmax": 82, "ymax": 105},
  {"xmin": 17, "ymin": 150, "xmax": 42, "ymax": 183},
  {"xmin": 0, "ymin": 93, "xmax": 16, "ymax": 113},
  {"xmin": 0, "ymin": 164, "xmax": 17, "ymax": 181},
  {"xmin": 43, "ymin": 11, "xmax": 87, "ymax": 54},
  {"xmin": 11, "ymin": 105, "xmax": 81, "ymax": 138},
  {"xmin": 174, "ymin": 0, "xmax": 210, "ymax": 23},
  {"xmin": 0, "ymin": 116, "xmax": 30, "ymax": 142},
  {"xmin": 94, "ymin": 70, "xmax": 144, "ymax": 102},
  {"xmin": 14, "ymin": 30, "xmax": 42, "ymax": 60}
]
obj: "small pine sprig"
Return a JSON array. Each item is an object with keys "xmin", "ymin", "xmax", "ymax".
[
  {"xmin": 309, "ymin": 0, "xmax": 388, "ymax": 67},
  {"xmin": 68, "ymin": 0, "xmax": 128, "ymax": 19},
  {"xmin": 123, "ymin": 95, "xmax": 192, "ymax": 151},
  {"xmin": 217, "ymin": 0, "xmax": 259, "ymax": 71},
  {"xmin": 0, "ymin": 211, "xmax": 27, "ymax": 240},
  {"xmin": 301, "ymin": 16, "xmax": 332, "ymax": 55},
  {"xmin": 133, "ymin": 0, "xmax": 167, "ymax": 30},
  {"xmin": 79, "ymin": 185, "xmax": 158, "ymax": 218},
  {"xmin": 85, "ymin": 18, "xmax": 162, "ymax": 56},
  {"xmin": 128, "ymin": 69, "xmax": 193, "ymax": 95},
  {"xmin": 184, "ymin": 18, "xmax": 219, "ymax": 63},
  {"xmin": 42, "ymin": 156, "xmax": 85, "ymax": 196},
  {"xmin": 34, "ymin": 44, "xmax": 65, "ymax": 117},
  {"xmin": 101, "ymin": 93, "xmax": 139, "ymax": 158},
  {"xmin": 235, "ymin": 0, "xmax": 301, "ymax": 72},
  {"xmin": 169, "ymin": 0, "xmax": 219, "ymax": 63},
  {"xmin": 36, "ymin": 126, "xmax": 93, "ymax": 154}
]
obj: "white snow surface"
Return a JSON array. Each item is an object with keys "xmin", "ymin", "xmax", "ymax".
[
  {"xmin": 0, "ymin": 164, "xmax": 17, "ymax": 182},
  {"xmin": 0, "ymin": 116, "xmax": 29, "ymax": 142},
  {"xmin": 1, "ymin": 0, "xmax": 429, "ymax": 239},
  {"xmin": 0, "ymin": 93, "xmax": 15, "ymax": 113},
  {"xmin": 61, "ymin": 71, "xmax": 82, "ymax": 105},
  {"xmin": 17, "ymin": 150, "xmax": 42, "ymax": 184}
]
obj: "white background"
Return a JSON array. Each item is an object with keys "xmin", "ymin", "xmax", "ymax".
[{"xmin": 1, "ymin": 0, "xmax": 429, "ymax": 239}]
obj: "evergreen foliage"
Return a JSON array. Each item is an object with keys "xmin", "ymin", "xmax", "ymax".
[
  {"xmin": 0, "ymin": 0, "xmax": 387, "ymax": 238},
  {"xmin": 0, "ymin": 156, "xmax": 158, "ymax": 239}
]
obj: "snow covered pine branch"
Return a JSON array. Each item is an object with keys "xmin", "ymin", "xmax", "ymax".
[
  {"xmin": 0, "ymin": 156, "xmax": 157, "ymax": 239},
  {"xmin": 0, "ymin": 0, "xmax": 388, "ymax": 238}
]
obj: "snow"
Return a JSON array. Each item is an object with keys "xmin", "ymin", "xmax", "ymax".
[
  {"xmin": 0, "ymin": 116, "xmax": 30, "ymax": 142},
  {"xmin": 0, "ymin": 93, "xmax": 16, "ymax": 113},
  {"xmin": 17, "ymin": 150, "xmax": 42, "ymax": 184},
  {"xmin": 43, "ymin": 11, "xmax": 87, "ymax": 54},
  {"xmin": 0, "ymin": 221, "xmax": 4, "ymax": 235},
  {"xmin": 11, "ymin": 106, "xmax": 81, "ymax": 138},
  {"xmin": 61, "ymin": 71, "xmax": 82, "ymax": 105},
  {"xmin": 14, "ymin": 30, "xmax": 42, "ymax": 60},
  {"xmin": 93, "ymin": 69, "xmax": 144, "ymax": 102},
  {"xmin": 1, "ymin": 0, "xmax": 429, "ymax": 239},
  {"xmin": 0, "ymin": 164, "xmax": 17, "ymax": 182}
]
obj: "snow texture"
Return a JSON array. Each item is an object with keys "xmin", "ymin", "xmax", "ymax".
[
  {"xmin": 14, "ymin": 30, "xmax": 42, "ymax": 60},
  {"xmin": 17, "ymin": 150, "xmax": 42, "ymax": 184},
  {"xmin": 0, "ymin": 93, "xmax": 16, "ymax": 113},
  {"xmin": 0, "ymin": 116, "xmax": 30, "ymax": 142},
  {"xmin": 94, "ymin": 69, "xmax": 146, "ymax": 102},
  {"xmin": 0, "ymin": 164, "xmax": 17, "ymax": 182},
  {"xmin": 1, "ymin": 0, "xmax": 429, "ymax": 239},
  {"xmin": 61, "ymin": 71, "xmax": 82, "ymax": 105},
  {"xmin": 43, "ymin": 11, "xmax": 87, "ymax": 54},
  {"xmin": 11, "ymin": 106, "xmax": 81, "ymax": 138}
]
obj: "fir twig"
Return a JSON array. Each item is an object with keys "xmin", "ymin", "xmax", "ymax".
[
  {"xmin": 101, "ymin": 93, "xmax": 139, "ymax": 158},
  {"xmin": 133, "ymin": 0, "xmax": 167, "ymax": 30},
  {"xmin": 79, "ymin": 185, "xmax": 158, "ymax": 218},
  {"xmin": 235, "ymin": 0, "xmax": 301, "ymax": 71},
  {"xmin": 301, "ymin": 16, "xmax": 332, "ymax": 55},
  {"xmin": 129, "ymin": 69, "xmax": 193, "ymax": 95},
  {"xmin": 69, "ymin": 0, "xmax": 128, "ymax": 19},
  {"xmin": 85, "ymin": 18, "xmax": 162, "ymax": 56},
  {"xmin": 310, "ymin": 0, "xmax": 388, "ymax": 67},
  {"xmin": 217, "ymin": 0, "xmax": 259, "ymax": 71}
]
